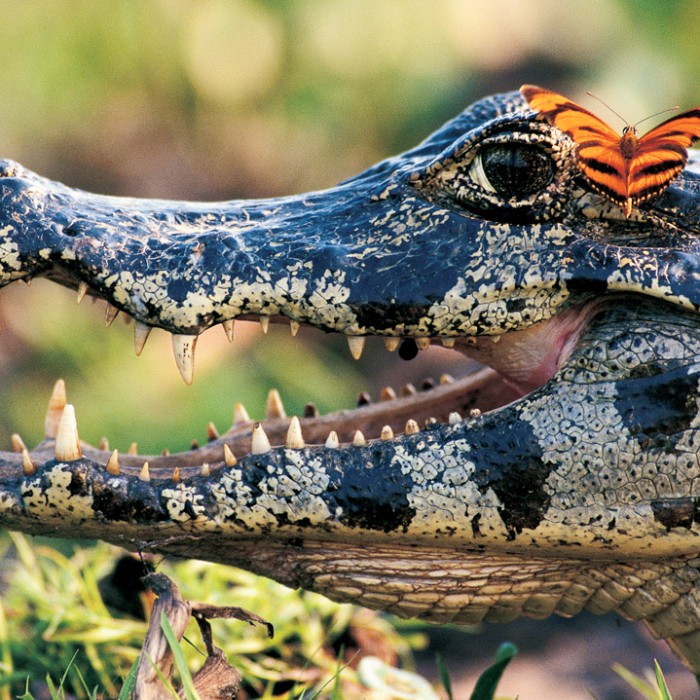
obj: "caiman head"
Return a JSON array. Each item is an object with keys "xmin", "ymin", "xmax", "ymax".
[{"xmin": 2, "ymin": 90, "xmax": 700, "ymax": 669}]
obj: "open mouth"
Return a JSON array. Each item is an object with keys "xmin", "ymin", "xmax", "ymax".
[{"xmin": 15, "ymin": 290, "xmax": 605, "ymax": 480}]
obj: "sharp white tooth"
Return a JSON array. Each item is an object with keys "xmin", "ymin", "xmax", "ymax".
[
  {"xmin": 45, "ymin": 379, "xmax": 67, "ymax": 439},
  {"xmin": 470, "ymin": 408, "xmax": 482, "ymax": 418},
  {"xmin": 400, "ymin": 383, "xmax": 417, "ymax": 397},
  {"xmin": 223, "ymin": 444, "xmax": 237, "ymax": 467},
  {"xmin": 416, "ymin": 337, "xmax": 430, "ymax": 350},
  {"xmin": 128, "ymin": 442, "xmax": 138, "ymax": 455},
  {"xmin": 106, "ymin": 449, "xmax": 121, "ymax": 475},
  {"xmin": 11, "ymin": 434, "xmax": 26, "ymax": 453},
  {"xmin": 404, "ymin": 419, "xmax": 419, "ymax": 435},
  {"xmin": 439, "ymin": 373, "xmax": 454, "ymax": 385},
  {"xmin": 233, "ymin": 402, "xmax": 251, "ymax": 425},
  {"xmin": 251, "ymin": 423, "xmax": 272, "ymax": 454},
  {"xmin": 104, "ymin": 303, "xmax": 120, "ymax": 326},
  {"xmin": 379, "ymin": 386, "xmax": 396, "ymax": 401},
  {"xmin": 440, "ymin": 338, "xmax": 456, "ymax": 349},
  {"xmin": 449, "ymin": 411, "xmax": 462, "ymax": 425},
  {"xmin": 134, "ymin": 321, "xmax": 152, "ymax": 356},
  {"xmin": 490, "ymin": 334, "xmax": 501, "ymax": 344},
  {"xmin": 21, "ymin": 449, "xmax": 35, "ymax": 476},
  {"xmin": 55, "ymin": 404, "xmax": 81, "ymax": 462},
  {"xmin": 172, "ymin": 334, "xmax": 198, "ymax": 385},
  {"xmin": 289, "ymin": 320, "xmax": 300, "ymax": 337},
  {"xmin": 266, "ymin": 389, "xmax": 286, "ymax": 419},
  {"xmin": 76, "ymin": 281, "xmax": 89, "ymax": 304},
  {"xmin": 222, "ymin": 320, "xmax": 235, "ymax": 342},
  {"xmin": 384, "ymin": 337, "xmax": 400, "ymax": 352},
  {"xmin": 352, "ymin": 430, "xmax": 366, "ymax": 446},
  {"xmin": 98, "ymin": 437, "xmax": 109, "ymax": 451},
  {"xmin": 206, "ymin": 422, "xmax": 219, "ymax": 441},
  {"xmin": 139, "ymin": 460, "xmax": 150, "ymax": 481},
  {"xmin": 171, "ymin": 467, "xmax": 181, "ymax": 482},
  {"xmin": 347, "ymin": 336, "xmax": 366, "ymax": 360},
  {"xmin": 285, "ymin": 416, "xmax": 305, "ymax": 449},
  {"xmin": 200, "ymin": 463, "xmax": 210, "ymax": 477},
  {"xmin": 259, "ymin": 316, "xmax": 270, "ymax": 334},
  {"xmin": 325, "ymin": 431, "xmax": 339, "ymax": 449},
  {"xmin": 380, "ymin": 425, "xmax": 394, "ymax": 440},
  {"xmin": 161, "ymin": 448, "xmax": 171, "ymax": 456}
]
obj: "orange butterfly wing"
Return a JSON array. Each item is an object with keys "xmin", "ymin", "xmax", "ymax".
[
  {"xmin": 627, "ymin": 109, "xmax": 700, "ymax": 204},
  {"xmin": 520, "ymin": 85, "xmax": 630, "ymax": 210},
  {"xmin": 520, "ymin": 84, "xmax": 700, "ymax": 215}
]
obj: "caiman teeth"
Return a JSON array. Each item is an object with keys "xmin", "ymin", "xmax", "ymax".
[
  {"xmin": 401, "ymin": 383, "xmax": 417, "ymax": 396},
  {"xmin": 98, "ymin": 437, "xmax": 109, "ymax": 451},
  {"xmin": 383, "ymin": 337, "xmax": 400, "ymax": 352},
  {"xmin": 352, "ymin": 430, "xmax": 366, "ymax": 446},
  {"xmin": 104, "ymin": 303, "xmax": 120, "ymax": 327},
  {"xmin": 325, "ymin": 431, "xmax": 339, "ymax": 449},
  {"xmin": 11, "ymin": 434, "xmax": 26, "ymax": 453},
  {"xmin": 259, "ymin": 316, "xmax": 270, "ymax": 334},
  {"xmin": 380, "ymin": 425, "xmax": 394, "ymax": 440},
  {"xmin": 405, "ymin": 419, "xmax": 419, "ymax": 435},
  {"xmin": 416, "ymin": 337, "xmax": 430, "ymax": 350},
  {"xmin": 265, "ymin": 389, "xmax": 286, "ymax": 419},
  {"xmin": 440, "ymin": 338, "xmax": 456, "ymax": 349},
  {"xmin": 449, "ymin": 411, "xmax": 463, "ymax": 425},
  {"xmin": 347, "ymin": 336, "xmax": 366, "ymax": 360},
  {"xmin": 45, "ymin": 379, "xmax": 67, "ymax": 439},
  {"xmin": 21, "ymin": 449, "xmax": 35, "ymax": 476},
  {"xmin": 289, "ymin": 320, "xmax": 300, "ymax": 337},
  {"xmin": 200, "ymin": 463, "xmax": 210, "ymax": 477},
  {"xmin": 172, "ymin": 334, "xmax": 198, "ymax": 385},
  {"xmin": 106, "ymin": 449, "xmax": 121, "ymax": 475},
  {"xmin": 134, "ymin": 321, "xmax": 151, "ymax": 356},
  {"xmin": 233, "ymin": 402, "xmax": 251, "ymax": 425},
  {"xmin": 139, "ymin": 460, "xmax": 150, "ymax": 481},
  {"xmin": 380, "ymin": 386, "xmax": 397, "ymax": 401},
  {"xmin": 206, "ymin": 422, "xmax": 219, "ymax": 441},
  {"xmin": 251, "ymin": 423, "xmax": 272, "ymax": 454},
  {"xmin": 222, "ymin": 320, "xmax": 235, "ymax": 342},
  {"xmin": 223, "ymin": 444, "xmax": 237, "ymax": 467},
  {"xmin": 76, "ymin": 281, "xmax": 89, "ymax": 305},
  {"xmin": 128, "ymin": 442, "xmax": 138, "ymax": 455},
  {"xmin": 285, "ymin": 416, "xmax": 305, "ymax": 449},
  {"xmin": 55, "ymin": 404, "xmax": 81, "ymax": 462}
]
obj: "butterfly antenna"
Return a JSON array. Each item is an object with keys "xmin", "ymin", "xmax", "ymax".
[
  {"xmin": 586, "ymin": 90, "xmax": 630, "ymax": 127},
  {"xmin": 632, "ymin": 105, "xmax": 680, "ymax": 129}
]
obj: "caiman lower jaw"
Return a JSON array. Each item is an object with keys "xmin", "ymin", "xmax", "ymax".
[{"xmin": 20, "ymin": 297, "xmax": 607, "ymax": 477}]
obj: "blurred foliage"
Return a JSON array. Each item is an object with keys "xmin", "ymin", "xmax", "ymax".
[{"xmin": 0, "ymin": 532, "xmax": 428, "ymax": 699}]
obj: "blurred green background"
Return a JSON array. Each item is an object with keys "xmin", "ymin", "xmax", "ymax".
[{"xmin": 0, "ymin": 0, "xmax": 699, "ymax": 454}]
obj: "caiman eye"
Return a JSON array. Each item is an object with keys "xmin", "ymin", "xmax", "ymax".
[{"xmin": 470, "ymin": 143, "xmax": 554, "ymax": 197}]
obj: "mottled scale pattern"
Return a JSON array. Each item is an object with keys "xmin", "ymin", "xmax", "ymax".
[{"xmin": 1, "ymin": 90, "xmax": 700, "ymax": 670}]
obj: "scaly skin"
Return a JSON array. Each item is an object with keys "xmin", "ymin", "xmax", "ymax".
[{"xmin": 1, "ymin": 91, "xmax": 700, "ymax": 670}]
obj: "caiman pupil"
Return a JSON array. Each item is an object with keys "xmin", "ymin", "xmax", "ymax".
[{"xmin": 478, "ymin": 143, "xmax": 553, "ymax": 197}]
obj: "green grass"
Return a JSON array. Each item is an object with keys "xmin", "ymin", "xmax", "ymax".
[{"xmin": 0, "ymin": 532, "xmax": 681, "ymax": 699}]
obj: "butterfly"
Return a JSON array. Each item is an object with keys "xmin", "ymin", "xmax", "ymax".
[{"xmin": 520, "ymin": 84, "xmax": 700, "ymax": 217}]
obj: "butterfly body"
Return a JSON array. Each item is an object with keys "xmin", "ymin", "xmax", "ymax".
[{"xmin": 521, "ymin": 85, "xmax": 700, "ymax": 217}]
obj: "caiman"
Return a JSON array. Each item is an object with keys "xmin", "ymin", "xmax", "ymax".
[{"xmin": 1, "ymin": 89, "xmax": 700, "ymax": 672}]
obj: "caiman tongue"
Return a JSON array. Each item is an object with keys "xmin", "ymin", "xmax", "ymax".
[{"xmin": 453, "ymin": 300, "xmax": 606, "ymax": 395}]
